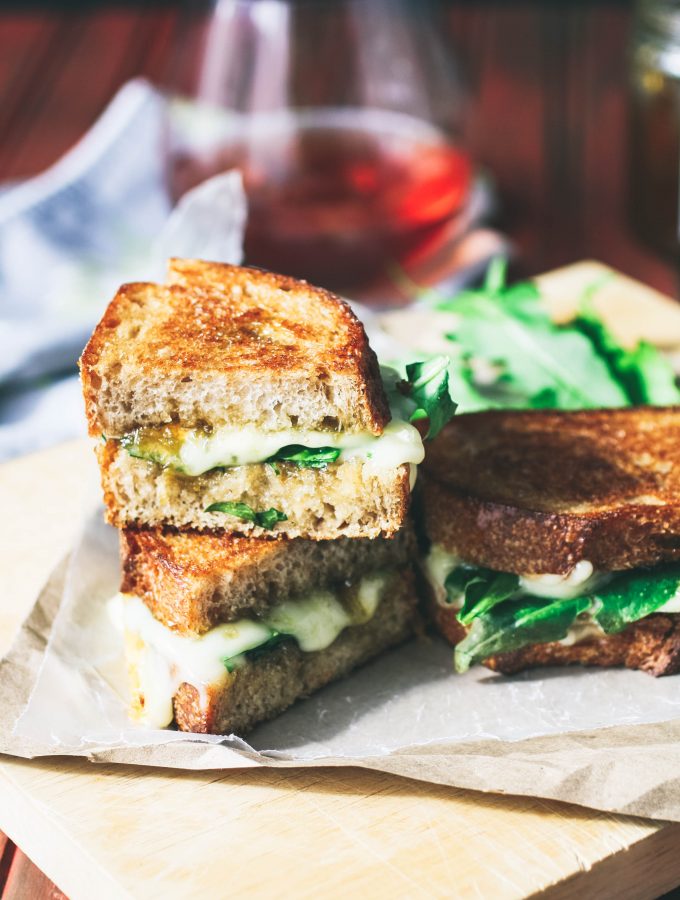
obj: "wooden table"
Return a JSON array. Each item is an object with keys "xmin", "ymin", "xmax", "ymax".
[{"xmin": 2, "ymin": 3, "xmax": 680, "ymax": 897}]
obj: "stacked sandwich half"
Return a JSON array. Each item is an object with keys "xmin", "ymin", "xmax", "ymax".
[{"xmin": 80, "ymin": 259, "xmax": 426, "ymax": 734}]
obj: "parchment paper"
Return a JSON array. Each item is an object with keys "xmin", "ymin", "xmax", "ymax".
[{"xmin": 3, "ymin": 511, "xmax": 680, "ymax": 823}]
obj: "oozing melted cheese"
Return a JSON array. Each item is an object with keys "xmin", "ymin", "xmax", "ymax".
[
  {"xmin": 422, "ymin": 544, "xmax": 607, "ymax": 608},
  {"xmin": 109, "ymin": 571, "xmax": 389, "ymax": 730},
  {"xmin": 118, "ymin": 385, "xmax": 425, "ymax": 477},
  {"xmin": 177, "ymin": 417, "xmax": 425, "ymax": 475}
]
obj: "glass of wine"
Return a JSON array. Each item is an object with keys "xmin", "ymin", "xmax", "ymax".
[{"xmin": 167, "ymin": 0, "xmax": 472, "ymax": 304}]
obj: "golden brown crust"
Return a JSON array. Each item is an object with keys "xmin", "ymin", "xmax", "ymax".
[
  {"xmin": 120, "ymin": 523, "xmax": 416, "ymax": 635},
  {"xmin": 172, "ymin": 568, "xmax": 418, "ymax": 735},
  {"xmin": 80, "ymin": 258, "xmax": 389, "ymax": 435},
  {"xmin": 421, "ymin": 408, "xmax": 680, "ymax": 574}
]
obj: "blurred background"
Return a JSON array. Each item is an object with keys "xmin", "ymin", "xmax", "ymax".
[
  {"xmin": 1, "ymin": 0, "xmax": 672, "ymax": 289},
  {"xmin": 0, "ymin": 0, "xmax": 678, "ymax": 461}
]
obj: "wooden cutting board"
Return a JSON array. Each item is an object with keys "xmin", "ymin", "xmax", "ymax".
[{"xmin": 3, "ymin": 262, "xmax": 680, "ymax": 900}]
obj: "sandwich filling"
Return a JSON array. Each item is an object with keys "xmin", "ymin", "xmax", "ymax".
[
  {"xmin": 116, "ymin": 416, "xmax": 425, "ymax": 477},
  {"xmin": 109, "ymin": 358, "xmax": 456, "ymax": 479},
  {"xmin": 109, "ymin": 570, "xmax": 390, "ymax": 729},
  {"xmin": 423, "ymin": 544, "xmax": 680, "ymax": 672}
]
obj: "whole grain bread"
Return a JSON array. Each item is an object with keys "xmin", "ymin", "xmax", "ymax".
[
  {"xmin": 428, "ymin": 590, "xmax": 680, "ymax": 677},
  {"xmin": 421, "ymin": 408, "xmax": 680, "ymax": 574},
  {"xmin": 80, "ymin": 259, "xmax": 389, "ymax": 437},
  {"xmin": 99, "ymin": 441, "xmax": 411, "ymax": 540},
  {"xmin": 121, "ymin": 523, "xmax": 415, "ymax": 636},
  {"xmin": 170, "ymin": 567, "xmax": 417, "ymax": 735}
]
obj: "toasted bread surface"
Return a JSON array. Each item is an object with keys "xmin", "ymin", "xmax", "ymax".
[
  {"xmin": 429, "ymin": 597, "xmax": 680, "ymax": 677},
  {"xmin": 421, "ymin": 408, "xmax": 680, "ymax": 574},
  {"xmin": 172, "ymin": 568, "xmax": 417, "ymax": 735},
  {"xmin": 80, "ymin": 259, "xmax": 389, "ymax": 436},
  {"xmin": 121, "ymin": 524, "xmax": 415, "ymax": 635}
]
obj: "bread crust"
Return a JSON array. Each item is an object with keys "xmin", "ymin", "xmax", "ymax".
[
  {"xmin": 120, "ymin": 523, "xmax": 415, "ymax": 636},
  {"xmin": 98, "ymin": 441, "xmax": 411, "ymax": 540},
  {"xmin": 422, "ymin": 408, "xmax": 680, "ymax": 574},
  {"xmin": 80, "ymin": 259, "xmax": 390, "ymax": 436},
  {"xmin": 172, "ymin": 568, "xmax": 417, "ymax": 735}
]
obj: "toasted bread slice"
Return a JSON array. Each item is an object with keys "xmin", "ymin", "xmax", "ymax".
[
  {"xmin": 421, "ymin": 408, "xmax": 680, "ymax": 574},
  {"xmin": 121, "ymin": 523, "xmax": 415, "ymax": 636},
  {"xmin": 98, "ymin": 441, "xmax": 410, "ymax": 540},
  {"xmin": 426, "ymin": 593, "xmax": 680, "ymax": 677},
  {"xmin": 122, "ymin": 567, "xmax": 417, "ymax": 736},
  {"xmin": 80, "ymin": 259, "xmax": 389, "ymax": 437}
]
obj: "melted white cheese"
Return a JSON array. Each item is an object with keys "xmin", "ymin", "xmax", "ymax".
[
  {"xmin": 422, "ymin": 545, "xmax": 462, "ymax": 606},
  {"xmin": 655, "ymin": 585, "xmax": 680, "ymax": 613},
  {"xmin": 109, "ymin": 571, "xmax": 389, "ymax": 729},
  {"xmin": 422, "ymin": 544, "xmax": 606, "ymax": 606},
  {"xmin": 174, "ymin": 416, "xmax": 424, "ymax": 476},
  {"xmin": 558, "ymin": 612, "xmax": 605, "ymax": 646},
  {"xmin": 519, "ymin": 561, "xmax": 610, "ymax": 600}
]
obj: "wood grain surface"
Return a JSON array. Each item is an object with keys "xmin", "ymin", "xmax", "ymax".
[{"xmin": 2, "ymin": 264, "xmax": 680, "ymax": 899}]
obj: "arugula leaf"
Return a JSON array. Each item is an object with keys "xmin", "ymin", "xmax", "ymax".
[
  {"xmin": 438, "ymin": 260, "xmax": 629, "ymax": 411},
  {"xmin": 404, "ymin": 356, "xmax": 457, "ymax": 438},
  {"xmin": 222, "ymin": 630, "xmax": 283, "ymax": 672},
  {"xmin": 446, "ymin": 567, "xmax": 521, "ymax": 625},
  {"xmin": 593, "ymin": 564, "xmax": 680, "ymax": 633},
  {"xmin": 257, "ymin": 507, "xmax": 288, "ymax": 530},
  {"xmin": 267, "ymin": 445, "xmax": 341, "ymax": 469},
  {"xmin": 236, "ymin": 632, "xmax": 287, "ymax": 665},
  {"xmin": 206, "ymin": 501, "xmax": 257, "ymax": 522},
  {"xmin": 206, "ymin": 501, "xmax": 287, "ymax": 530},
  {"xmin": 450, "ymin": 562, "xmax": 680, "ymax": 672},
  {"xmin": 454, "ymin": 596, "xmax": 590, "ymax": 673},
  {"xmin": 572, "ymin": 305, "xmax": 680, "ymax": 405}
]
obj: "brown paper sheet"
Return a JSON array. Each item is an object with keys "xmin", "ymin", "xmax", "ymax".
[{"xmin": 2, "ymin": 555, "xmax": 680, "ymax": 824}]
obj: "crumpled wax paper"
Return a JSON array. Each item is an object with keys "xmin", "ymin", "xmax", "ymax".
[
  {"xmin": 4, "ymin": 506, "xmax": 680, "ymax": 823},
  {"xmin": 3, "ymin": 158, "xmax": 680, "ymax": 819}
]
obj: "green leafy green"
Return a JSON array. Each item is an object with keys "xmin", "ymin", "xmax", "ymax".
[
  {"xmin": 451, "ymin": 563, "xmax": 680, "ymax": 672},
  {"xmin": 403, "ymin": 356, "xmax": 457, "ymax": 438},
  {"xmin": 593, "ymin": 565, "xmax": 680, "ymax": 633},
  {"xmin": 454, "ymin": 596, "xmax": 591, "ymax": 673},
  {"xmin": 266, "ymin": 445, "xmax": 341, "ymax": 469},
  {"xmin": 222, "ymin": 631, "xmax": 283, "ymax": 672},
  {"xmin": 572, "ymin": 302, "xmax": 680, "ymax": 405},
  {"xmin": 445, "ymin": 566, "xmax": 520, "ymax": 625},
  {"xmin": 437, "ymin": 259, "xmax": 629, "ymax": 411},
  {"xmin": 257, "ymin": 507, "xmax": 289, "ymax": 529},
  {"xmin": 205, "ymin": 501, "xmax": 287, "ymax": 530}
]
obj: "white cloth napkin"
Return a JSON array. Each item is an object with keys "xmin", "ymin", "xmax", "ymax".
[{"xmin": 0, "ymin": 79, "xmax": 246, "ymax": 461}]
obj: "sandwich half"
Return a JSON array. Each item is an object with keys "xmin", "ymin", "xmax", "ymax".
[
  {"xmin": 111, "ymin": 526, "xmax": 417, "ymax": 734},
  {"xmin": 419, "ymin": 408, "xmax": 680, "ymax": 676},
  {"xmin": 81, "ymin": 259, "xmax": 425, "ymax": 540}
]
